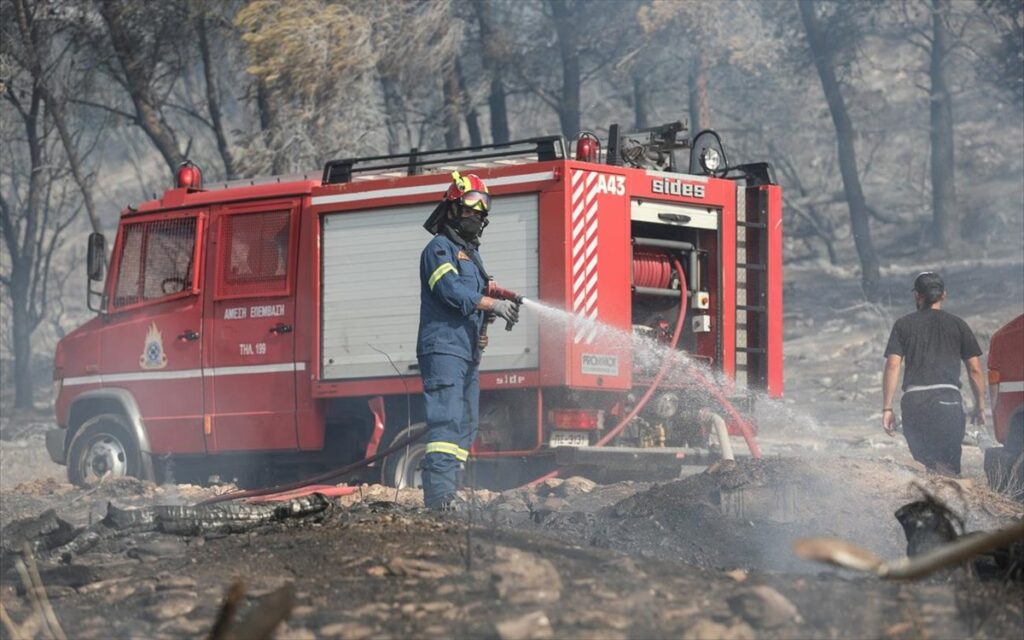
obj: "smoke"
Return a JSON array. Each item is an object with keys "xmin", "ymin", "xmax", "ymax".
[{"xmin": 511, "ymin": 298, "xmax": 935, "ymax": 575}]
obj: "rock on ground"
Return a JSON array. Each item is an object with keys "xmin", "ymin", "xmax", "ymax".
[
  {"xmin": 491, "ymin": 546, "xmax": 562, "ymax": 605},
  {"xmin": 727, "ymin": 586, "xmax": 802, "ymax": 629},
  {"xmin": 495, "ymin": 610, "xmax": 554, "ymax": 640}
]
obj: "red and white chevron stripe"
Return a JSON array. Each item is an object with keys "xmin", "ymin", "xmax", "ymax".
[{"xmin": 570, "ymin": 170, "xmax": 600, "ymax": 344}]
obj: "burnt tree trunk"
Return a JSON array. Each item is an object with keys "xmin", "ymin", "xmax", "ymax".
[
  {"xmin": 457, "ymin": 58, "xmax": 482, "ymax": 147},
  {"xmin": 929, "ymin": 0, "xmax": 956, "ymax": 248},
  {"xmin": 465, "ymin": 106, "xmax": 483, "ymax": 148},
  {"xmin": 195, "ymin": 8, "xmax": 236, "ymax": 180},
  {"xmin": 688, "ymin": 52, "xmax": 710, "ymax": 133},
  {"xmin": 442, "ymin": 59, "xmax": 463, "ymax": 148},
  {"xmin": 379, "ymin": 74, "xmax": 409, "ymax": 155},
  {"xmin": 10, "ymin": 297, "xmax": 36, "ymax": 410},
  {"xmin": 799, "ymin": 1, "xmax": 881, "ymax": 301},
  {"xmin": 474, "ymin": 0, "xmax": 510, "ymax": 143},
  {"xmin": 488, "ymin": 75, "xmax": 510, "ymax": 143},
  {"xmin": 550, "ymin": 0, "xmax": 581, "ymax": 139},
  {"xmin": 255, "ymin": 80, "xmax": 287, "ymax": 176},
  {"xmin": 98, "ymin": 3, "xmax": 184, "ymax": 175}
]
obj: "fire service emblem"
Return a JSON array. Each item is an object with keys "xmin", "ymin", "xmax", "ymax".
[{"xmin": 139, "ymin": 323, "xmax": 168, "ymax": 369}]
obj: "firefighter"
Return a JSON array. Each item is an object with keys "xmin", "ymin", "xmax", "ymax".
[
  {"xmin": 881, "ymin": 272, "xmax": 986, "ymax": 476},
  {"xmin": 417, "ymin": 171, "xmax": 519, "ymax": 510}
]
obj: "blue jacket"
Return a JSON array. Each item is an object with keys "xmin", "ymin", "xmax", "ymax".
[{"xmin": 417, "ymin": 233, "xmax": 488, "ymax": 361}]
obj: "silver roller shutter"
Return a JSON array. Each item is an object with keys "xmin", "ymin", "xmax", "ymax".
[{"xmin": 321, "ymin": 194, "xmax": 540, "ymax": 380}]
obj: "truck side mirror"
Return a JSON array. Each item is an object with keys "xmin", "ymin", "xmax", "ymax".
[{"xmin": 87, "ymin": 232, "xmax": 106, "ymax": 281}]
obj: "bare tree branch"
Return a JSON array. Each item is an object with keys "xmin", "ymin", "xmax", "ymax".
[{"xmin": 69, "ymin": 98, "xmax": 138, "ymax": 122}]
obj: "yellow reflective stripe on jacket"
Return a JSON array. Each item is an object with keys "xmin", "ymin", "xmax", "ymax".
[
  {"xmin": 425, "ymin": 442, "xmax": 470, "ymax": 461},
  {"xmin": 425, "ymin": 442, "xmax": 460, "ymax": 456},
  {"xmin": 428, "ymin": 262, "xmax": 457, "ymax": 290}
]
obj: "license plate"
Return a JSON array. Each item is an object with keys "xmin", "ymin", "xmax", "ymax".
[{"xmin": 549, "ymin": 431, "xmax": 590, "ymax": 448}]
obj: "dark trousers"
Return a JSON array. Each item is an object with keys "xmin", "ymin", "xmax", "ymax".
[
  {"xmin": 418, "ymin": 354, "xmax": 479, "ymax": 508},
  {"xmin": 901, "ymin": 388, "xmax": 965, "ymax": 475}
]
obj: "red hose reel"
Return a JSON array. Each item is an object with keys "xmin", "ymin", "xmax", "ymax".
[{"xmin": 632, "ymin": 248, "xmax": 675, "ymax": 289}]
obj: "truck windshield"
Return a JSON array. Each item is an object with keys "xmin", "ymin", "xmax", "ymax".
[{"xmin": 113, "ymin": 217, "xmax": 197, "ymax": 308}]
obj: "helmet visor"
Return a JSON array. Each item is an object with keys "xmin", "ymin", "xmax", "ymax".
[{"xmin": 460, "ymin": 190, "xmax": 491, "ymax": 213}]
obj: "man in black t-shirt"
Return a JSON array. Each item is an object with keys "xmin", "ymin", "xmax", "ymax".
[{"xmin": 882, "ymin": 272, "xmax": 986, "ymax": 475}]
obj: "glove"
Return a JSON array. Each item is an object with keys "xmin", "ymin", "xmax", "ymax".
[{"xmin": 490, "ymin": 299, "xmax": 519, "ymax": 326}]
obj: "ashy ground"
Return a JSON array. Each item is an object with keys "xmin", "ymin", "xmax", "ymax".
[{"xmin": 1, "ymin": 252, "xmax": 1022, "ymax": 639}]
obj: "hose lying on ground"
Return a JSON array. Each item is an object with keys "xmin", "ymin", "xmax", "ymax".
[
  {"xmin": 703, "ymin": 410, "xmax": 735, "ymax": 462},
  {"xmin": 199, "ymin": 423, "xmax": 428, "ymax": 505}
]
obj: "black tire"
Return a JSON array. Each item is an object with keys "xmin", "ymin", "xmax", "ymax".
[
  {"xmin": 67, "ymin": 414, "xmax": 144, "ymax": 487},
  {"xmin": 1005, "ymin": 413, "xmax": 1024, "ymax": 457},
  {"xmin": 985, "ymin": 445, "xmax": 1024, "ymax": 501},
  {"xmin": 380, "ymin": 425, "xmax": 427, "ymax": 489}
]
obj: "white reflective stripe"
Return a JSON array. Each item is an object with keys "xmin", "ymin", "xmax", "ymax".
[
  {"xmin": 904, "ymin": 383, "xmax": 960, "ymax": 393},
  {"xmin": 311, "ymin": 171, "xmax": 556, "ymax": 206},
  {"xmin": 64, "ymin": 369, "xmax": 203, "ymax": 386},
  {"xmin": 1000, "ymin": 381, "xmax": 1024, "ymax": 393},
  {"xmin": 62, "ymin": 362, "xmax": 306, "ymax": 387},
  {"xmin": 209, "ymin": 362, "xmax": 306, "ymax": 377},
  {"xmin": 60, "ymin": 375, "xmax": 103, "ymax": 387}
]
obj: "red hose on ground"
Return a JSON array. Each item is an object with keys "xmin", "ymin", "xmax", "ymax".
[
  {"xmin": 198, "ymin": 424, "xmax": 427, "ymax": 505},
  {"xmin": 245, "ymin": 485, "xmax": 358, "ymax": 503}
]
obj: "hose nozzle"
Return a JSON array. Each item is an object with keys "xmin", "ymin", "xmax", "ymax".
[
  {"xmin": 486, "ymin": 282, "xmax": 523, "ymax": 304},
  {"xmin": 486, "ymin": 281, "xmax": 522, "ymax": 331}
]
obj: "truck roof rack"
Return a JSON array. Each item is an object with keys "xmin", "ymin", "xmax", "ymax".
[{"xmin": 322, "ymin": 136, "xmax": 566, "ymax": 185}]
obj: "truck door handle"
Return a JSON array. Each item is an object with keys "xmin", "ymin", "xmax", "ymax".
[
  {"xmin": 658, "ymin": 213, "xmax": 692, "ymax": 224},
  {"xmin": 177, "ymin": 329, "xmax": 200, "ymax": 342},
  {"xmin": 270, "ymin": 323, "xmax": 293, "ymax": 335}
]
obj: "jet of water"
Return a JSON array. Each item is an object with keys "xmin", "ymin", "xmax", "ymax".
[{"xmin": 518, "ymin": 297, "xmax": 820, "ymax": 435}]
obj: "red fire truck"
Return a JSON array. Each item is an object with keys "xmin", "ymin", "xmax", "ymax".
[
  {"xmin": 985, "ymin": 314, "xmax": 1024, "ymax": 495},
  {"xmin": 47, "ymin": 123, "xmax": 783, "ymax": 487}
]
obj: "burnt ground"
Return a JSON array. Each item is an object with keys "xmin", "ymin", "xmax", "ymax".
[
  {"xmin": 0, "ymin": 453, "xmax": 1022, "ymax": 640},
  {"xmin": 2, "ymin": 256, "xmax": 1023, "ymax": 639}
]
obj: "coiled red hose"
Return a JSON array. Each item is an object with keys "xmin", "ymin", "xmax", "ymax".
[{"xmin": 632, "ymin": 248, "xmax": 674, "ymax": 289}]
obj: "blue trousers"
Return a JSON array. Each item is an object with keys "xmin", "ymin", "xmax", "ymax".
[{"xmin": 418, "ymin": 354, "xmax": 479, "ymax": 508}]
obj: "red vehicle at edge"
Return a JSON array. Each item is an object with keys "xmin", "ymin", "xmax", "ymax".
[
  {"xmin": 985, "ymin": 314, "xmax": 1024, "ymax": 494},
  {"xmin": 46, "ymin": 125, "xmax": 783, "ymax": 488}
]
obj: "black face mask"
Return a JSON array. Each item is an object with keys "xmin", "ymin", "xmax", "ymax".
[{"xmin": 453, "ymin": 212, "xmax": 486, "ymax": 240}]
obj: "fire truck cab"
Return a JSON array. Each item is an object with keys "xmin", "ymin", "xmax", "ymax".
[{"xmin": 48, "ymin": 123, "xmax": 783, "ymax": 488}]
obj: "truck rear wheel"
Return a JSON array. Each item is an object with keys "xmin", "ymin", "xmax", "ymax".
[
  {"xmin": 68, "ymin": 414, "xmax": 144, "ymax": 487},
  {"xmin": 985, "ymin": 446, "xmax": 1024, "ymax": 501},
  {"xmin": 380, "ymin": 425, "xmax": 426, "ymax": 489}
]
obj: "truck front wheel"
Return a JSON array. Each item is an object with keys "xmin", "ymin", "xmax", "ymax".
[
  {"xmin": 68, "ymin": 414, "xmax": 144, "ymax": 487},
  {"xmin": 380, "ymin": 425, "xmax": 427, "ymax": 489}
]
